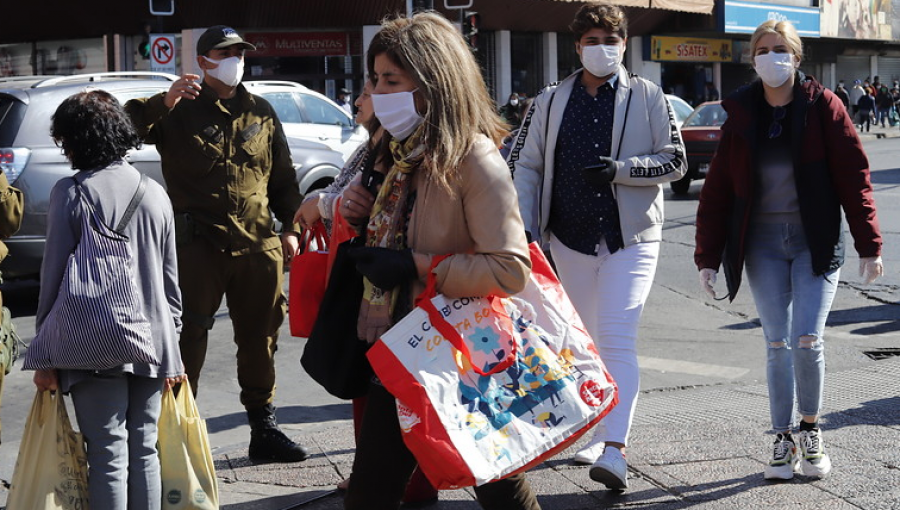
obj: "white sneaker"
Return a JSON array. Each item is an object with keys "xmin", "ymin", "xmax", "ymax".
[
  {"xmin": 797, "ymin": 428, "xmax": 832, "ymax": 479},
  {"xmin": 763, "ymin": 433, "xmax": 799, "ymax": 480},
  {"xmin": 573, "ymin": 437, "xmax": 605, "ymax": 465},
  {"xmin": 589, "ymin": 447, "xmax": 628, "ymax": 490}
]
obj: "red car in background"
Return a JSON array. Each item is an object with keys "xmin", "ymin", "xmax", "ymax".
[{"xmin": 671, "ymin": 101, "xmax": 726, "ymax": 195}]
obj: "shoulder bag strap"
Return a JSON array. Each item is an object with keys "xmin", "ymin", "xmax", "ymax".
[
  {"xmin": 114, "ymin": 174, "xmax": 148, "ymax": 234},
  {"xmin": 614, "ymin": 85, "xmax": 634, "ymax": 160}
]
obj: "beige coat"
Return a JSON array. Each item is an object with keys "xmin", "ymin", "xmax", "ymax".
[{"xmin": 407, "ymin": 135, "xmax": 531, "ymax": 300}]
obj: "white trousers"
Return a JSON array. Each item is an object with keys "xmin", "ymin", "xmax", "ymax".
[{"xmin": 550, "ymin": 236, "xmax": 659, "ymax": 446}]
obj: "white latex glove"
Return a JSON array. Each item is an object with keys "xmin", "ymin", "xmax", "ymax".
[
  {"xmin": 699, "ymin": 268, "xmax": 718, "ymax": 299},
  {"xmin": 859, "ymin": 255, "xmax": 884, "ymax": 284}
]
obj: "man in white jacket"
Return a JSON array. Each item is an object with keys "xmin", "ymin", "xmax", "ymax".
[{"xmin": 508, "ymin": 1, "xmax": 686, "ymax": 492}]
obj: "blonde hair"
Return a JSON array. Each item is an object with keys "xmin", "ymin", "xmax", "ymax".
[
  {"xmin": 367, "ymin": 12, "xmax": 508, "ymax": 191},
  {"xmin": 750, "ymin": 19, "xmax": 803, "ymax": 61}
]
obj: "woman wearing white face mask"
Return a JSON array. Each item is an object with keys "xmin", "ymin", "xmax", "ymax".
[
  {"xmin": 695, "ymin": 20, "xmax": 883, "ymax": 481},
  {"xmin": 339, "ymin": 12, "xmax": 540, "ymax": 510}
]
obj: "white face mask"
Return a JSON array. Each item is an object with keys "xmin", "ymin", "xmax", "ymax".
[
  {"xmin": 581, "ymin": 44, "xmax": 622, "ymax": 78},
  {"xmin": 509, "ymin": 98, "xmax": 519, "ymax": 106},
  {"xmin": 203, "ymin": 56, "xmax": 244, "ymax": 87},
  {"xmin": 372, "ymin": 89, "xmax": 424, "ymax": 140},
  {"xmin": 754, "ymin": 52, "xmax": 795, "ymax": 88}
]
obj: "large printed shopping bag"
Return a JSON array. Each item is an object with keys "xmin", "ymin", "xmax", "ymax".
[
  {"xmin": 368, "ymin": 243, "xmax": 618, "ymax": 489},
  {"xmin": 6, "ymin": 390, "xmax": 90, "ymax": 510},
  {"xmin": 159, "ymin": 381, "xmax": 218, "ymax": 510},
  {"xmin": 289, "ymin": 221, "xmax": 329, "ymax": 338}
]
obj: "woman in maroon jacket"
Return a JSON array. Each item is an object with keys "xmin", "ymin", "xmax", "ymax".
[{"xmin": 694, "ymin": 20, "xmax": 883, "ymax": 482}]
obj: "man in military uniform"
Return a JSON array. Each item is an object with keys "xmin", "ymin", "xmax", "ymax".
[
  {"xmin": 0, "ymin": 164, "xmax": 24, "ymax": 445},
  {"xmin": 126, "ymin": 26, "xmax": 306, "ymax": 462}
]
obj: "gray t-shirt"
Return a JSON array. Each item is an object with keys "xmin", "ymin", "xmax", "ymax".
[{"xmin": 754, "ymin": 103, "xmax": 801, "ymax": 224}]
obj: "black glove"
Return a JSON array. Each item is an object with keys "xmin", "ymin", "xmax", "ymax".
[
  {"xmin": 348, "ymin": 246, "xmax": 418, "ymax": 290},
  {"xmin": 581, "ymin": 156, "xmax": 617, "ymax": 190}
]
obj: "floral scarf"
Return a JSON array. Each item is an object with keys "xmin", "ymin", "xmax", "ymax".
[{"xmin": 357, "ymin": 126, "xmax": 426, "ymax": 342}]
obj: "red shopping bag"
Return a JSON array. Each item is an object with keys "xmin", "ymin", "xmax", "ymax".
[
  {"xmin": 289, "ymin": 222, "xmax": 329, "ymax": 338},
  {"xmin": 327, "ymin": 196, "xmax": 358, "ymax": 277},
  {"xmin": 367, "ymin": 243, "xmax": 618, "ymax": 489}
]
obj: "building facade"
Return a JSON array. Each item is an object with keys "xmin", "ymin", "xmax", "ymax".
[{"xmin": 1, "ymin": 0, "xmax": 898, "ymax": 105}]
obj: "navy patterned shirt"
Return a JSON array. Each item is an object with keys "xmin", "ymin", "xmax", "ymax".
[{"xmin": 548, "ymin": 73, "xmax": 623, "ymax": 256}]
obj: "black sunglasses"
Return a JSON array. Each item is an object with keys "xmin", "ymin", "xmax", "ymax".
[{"xmin": 768, "ymin": 106, "xmax": 786, "ymax": 139}]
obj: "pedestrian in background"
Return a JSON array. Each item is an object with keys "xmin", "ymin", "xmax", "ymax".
[
  {"xmin": 508, "ymin": 1, "xmax": 686, "ymax": 491},
  {"xmin": 848, "ymin": 79, "xmax": 864, "ymax": 124},
  {"xmin": 33, "ymin": 90, "xmax": 185, "ymax": 510},
  {"xmin": 875, "ymin": 84, "xmax": 892, "ymax": 127},
  {"xmin": 295, "ymin": 80, "xmax": 383, "ymax": 232},
  {"xmin": 336, "ymin": 87, "xmax": 354, "ymax": 116},
  {"xmin": 498, "ymin": 92, "xmax": 523, "ymax": 128},
  {"xmin": 858, "ymin": 86, "xmax": 876, "ymax": 132},
  {"xmin": 339, "ymin": 12, "xmax": 540, "ymax": 510},
  {"xmin": 695, "ymin": 19, "xmax": 883, "ymax": 481},
  {"xmin": 834, "ymin": 81, "xmax": 849, "ymax": 111},
  {"xmin": 704, "ymin": 81, "xmax": 720, "ymax": 102},
  {"xmin": 126, "ymin": 25, "xmax": 308, "ymax": 462}
]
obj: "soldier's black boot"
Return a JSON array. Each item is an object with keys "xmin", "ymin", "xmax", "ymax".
[{"xmin": 247, "ymin": 404, "xmax": 309, "ymax": 462}]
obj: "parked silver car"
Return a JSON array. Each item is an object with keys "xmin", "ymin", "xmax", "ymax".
[
  {"xmin": 0, "ymin": 72, "xmax": 343, "ymax": 280},
  {"xmin": 244, "ymin": 80, "xmax": 368, "ymax": 162}
]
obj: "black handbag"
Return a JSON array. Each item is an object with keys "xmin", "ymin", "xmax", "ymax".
[{"xmin": 300, "ymin": 236, "xmax": 373, "ymax": 399}]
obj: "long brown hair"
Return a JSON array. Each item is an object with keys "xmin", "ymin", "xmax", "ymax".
[{"xmin": 367, "ymin": 12, "xmax": 507, "ymax": 191}]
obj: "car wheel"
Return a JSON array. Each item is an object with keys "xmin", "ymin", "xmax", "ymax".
[
  {"xmin": 306, "ymin": 177, "xmax": 334, "ymax": 193},
  {"xmin": 670, "ymin": 174, "xmax": 692, "ymax": 195}
]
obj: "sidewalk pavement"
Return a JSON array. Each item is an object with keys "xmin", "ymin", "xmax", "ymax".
[
  {"xmin": 856, "ymin": 122, "xmax": 900, "ymax": 140},
  {"xmin": 215, "ymin": 356, "xmax": 900, "ymax": 510}
]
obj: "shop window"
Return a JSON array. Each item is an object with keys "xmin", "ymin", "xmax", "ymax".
[
  {"xmin": 557, "ymin": 32, "xmax": 581, "ymax": 80},
  {"xmin": 511, "ymin": 32, "xmax": 543, "ymax": 97}
]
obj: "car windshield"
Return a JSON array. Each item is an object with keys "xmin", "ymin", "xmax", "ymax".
[
  {"xmin": 667, "ymin": 97, "xmax": 694, "ymax": 125},
  {"xmin": 684, "ymin": 104, "xmax": 727, "ymax": 127},
  {"xmin": 260, "ymin": 92, "xmax": 305, "ymax": 124}
]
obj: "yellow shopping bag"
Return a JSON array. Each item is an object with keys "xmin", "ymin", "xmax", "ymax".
[
  {"xmin": 159, "ymin": 380, "xmax": 218, "ymax": 510},
  {"xmin": 7, "ymin": 390, "xmax": 90, "ymax": 510}
]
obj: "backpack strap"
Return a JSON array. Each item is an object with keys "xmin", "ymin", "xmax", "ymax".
[{"xmin": 114, "ymin": 174, "xmax": 148, "ymax": 234}]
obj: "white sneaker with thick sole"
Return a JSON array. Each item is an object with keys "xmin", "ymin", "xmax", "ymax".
[
  {"xmin": 797, "ymin": 428, "xmax": 832, "ymax": 479},
  {"xmin": 573, "ymin": 437, "xmax": 605, "ymax": 465},
  {"xmin": 589, "ymin": 447, "xmax": 628, "ymax": 490},
  {"xmin": 763, "ymin": 433, "xmax": 799, "ymax": 480}
]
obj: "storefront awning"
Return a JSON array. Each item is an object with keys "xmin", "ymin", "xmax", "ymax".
[{"xmin": 542, "ymin": 0, "xmax": 714, "ymax": 15}]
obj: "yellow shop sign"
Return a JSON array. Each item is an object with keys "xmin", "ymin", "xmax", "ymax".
[{"xmin": 651, "ymin": 36, "xmax": 733, "ymax": 62}]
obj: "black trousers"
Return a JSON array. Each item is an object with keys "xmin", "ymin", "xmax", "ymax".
[{"xmin": 343, "ymin": 383, "xmax": 542, "ymax": 510}]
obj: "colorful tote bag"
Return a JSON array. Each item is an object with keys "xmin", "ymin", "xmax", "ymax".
[{"xmin": 368, "ymin": 243, "xmax": 618, "ymax": 489}]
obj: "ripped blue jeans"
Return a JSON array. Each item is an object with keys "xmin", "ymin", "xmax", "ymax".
[{"xmin": 744, "ymin": 222, "xmax": 839, "ymax": 432}]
